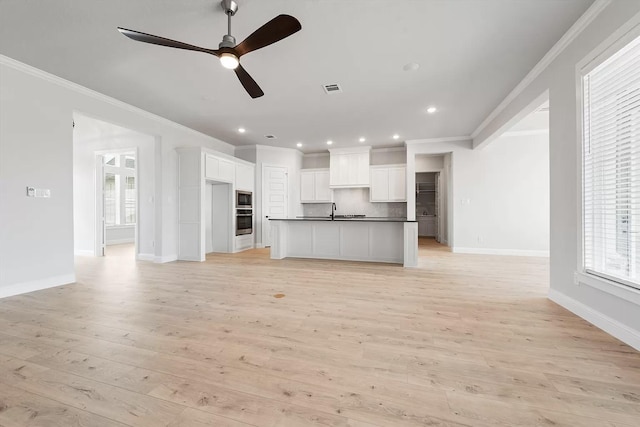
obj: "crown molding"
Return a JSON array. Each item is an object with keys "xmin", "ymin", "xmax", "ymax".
[
  {"xmin": 0, "ymin": 54, "xmax": 233, "ymax": 149},
  {"xmin": 405, "ymin": 136, "xmax": 471, "ymax": 146},
  {"xmin": 501, "ymin": 129, "xmax": 549, "ymax": 137},
  {"xmin": 470, "ymin": 0, "xmax": 612, "ymax": 140}
]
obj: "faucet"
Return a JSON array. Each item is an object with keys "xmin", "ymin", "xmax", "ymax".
[{"xmin": 331, "ymin": 202, "xmax": 337, "ymax": 220}]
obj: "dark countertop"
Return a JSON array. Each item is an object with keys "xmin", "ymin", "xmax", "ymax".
[{"xmin": 269, "ymin": 217, "xmax": 416, "ymax": 223}]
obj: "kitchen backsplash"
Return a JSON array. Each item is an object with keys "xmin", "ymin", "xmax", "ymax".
[{"xmin": 302, "ymin": 188, "xmax": 407, "ymax": 218}]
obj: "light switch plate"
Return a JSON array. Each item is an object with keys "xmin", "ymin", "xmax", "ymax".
[{"xmin": 26, "ymin": 186, "xmax": 35, "ymax": 197}]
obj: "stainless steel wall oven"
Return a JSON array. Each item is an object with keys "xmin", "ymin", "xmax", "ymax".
[{"xmin": 236, "ymin": 208, "xmax": 253, "ymax": 236}]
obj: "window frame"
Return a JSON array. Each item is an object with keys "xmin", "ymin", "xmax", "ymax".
[{"xmin": 576, "ymin": 17, "xmax": 640, "ymax": 303}]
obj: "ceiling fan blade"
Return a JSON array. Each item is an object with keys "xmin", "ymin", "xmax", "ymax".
[
  {"xmin": 117, "ymin": 27, "xmax": 218, "ymax": 56},
  {"xmin": 234, "ymin": 64, "xmax": 264, "ymax": 98},
  {"xmin": 234, "ymin": 15, "xmax": 301, "ymax": 57}
]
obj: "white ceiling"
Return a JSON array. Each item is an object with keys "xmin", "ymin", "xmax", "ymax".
[{"xmin": 0, "ymin": 0, "xmax": 592, "ymax": 153}]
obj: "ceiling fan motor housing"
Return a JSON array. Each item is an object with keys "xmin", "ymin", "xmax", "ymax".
[
  {"xmin": 221, "ymin": 0, "xmax": 238, "ymax": 16},
  {"xmin": 219, "ymin": 34, "xmax": 236, "ymax": 48}
]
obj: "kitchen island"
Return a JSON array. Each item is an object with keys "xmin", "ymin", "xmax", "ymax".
[{"xmin": 269, "ymin": 217, "xmax": 418, "ymax": 267}]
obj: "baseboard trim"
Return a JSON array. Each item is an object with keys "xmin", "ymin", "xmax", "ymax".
[
  {"xmin": 137, "ymin": 253, "xmax": 155, "ymax": 262},
  {"xmin": 74, "ymin": 250, "xmax": 94, "ymax": 257},
  {"xmin": 548, "ymin": 288, "xmax": 640, "ymax": 351},
  {"xmin": 0, "ymin": 274, "xmax": 76, "ymax": 299},
  {"xmin": 452, "ymin": 247, "xmax": 549, "ymax": 257},
  {"xmin": 155, "ymin": 254, "xmax": 177, "ymax": 263},
  {"xmin": 137, "ymin": 253, "xmax": 177, "ymax": 263},
  {"xmin": 106, "ymin": 238, "xmax": 135, "ymax": 245}
]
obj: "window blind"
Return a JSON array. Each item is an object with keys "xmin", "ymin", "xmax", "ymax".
[{"xmin": 583, "ymin": 34, "xmax": 640, "ymax": 289}]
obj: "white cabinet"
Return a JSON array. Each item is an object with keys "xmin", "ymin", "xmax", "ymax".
[
  {"xmin": 300, "ymin": 169, "xmax": 332, "ymax": 203},
  {"xmin": 177, "ymin": 147, "xmax": 256, "ymax": 261},
  {"xmin": 205, "ymin": 155, "xmax": 234, "ymax": 183},
  {"xmin": 235, "ymin": 163, "xmax": 254, "ymax": 191},
  {"xmin": 329, "ymin": 147, "xmax": 371, "ymax": 188},
  {"xmin": 370, "ymin": 165, "xmax": 407, "ymax": 202},
  {"xmin": 418, "ymin": 216, "xmax": 437, "ymax": 237}
]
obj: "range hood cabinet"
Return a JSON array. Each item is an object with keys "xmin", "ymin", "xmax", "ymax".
[{"xmin": 329, "ymin": 146, "xmax": 371, "ymax": 188}]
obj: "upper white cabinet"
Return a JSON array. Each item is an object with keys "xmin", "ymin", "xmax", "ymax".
[
  {"xmin": 329, "ymin": 146, "xmax": 371, "ymax": 188},
  {"xmin": 370, "ymin": 165, "xmax": 407, "ymax": 202},
  {"xmin": 235, "ymin": 163, "xmax": 254, "ymax": 191},
  {"xmin": 205, "ymin": 155, "xmax": 235, "ymax": 183},
  {"xmin": 300, "ymin": 169, "xmax": 332, "ymax": 203}
]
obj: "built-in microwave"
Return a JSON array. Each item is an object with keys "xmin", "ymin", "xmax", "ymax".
[{"xmin": 236, "ymin": 190, "xmax": 252, "ymax": 208}]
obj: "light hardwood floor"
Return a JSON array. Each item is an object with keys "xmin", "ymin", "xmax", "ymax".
[{"xmin": 1, "ymin": 240, "xmax": 639, "ymax": 426}]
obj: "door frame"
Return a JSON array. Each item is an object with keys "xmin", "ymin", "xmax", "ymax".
[
  {"xmin": 94, "ymin": 154, "xmax": 105, "ymax": 257},
  {"xmin": 95, "ymin": 148, "xmax": 139, "ymax": 257},
  {"xmin": 261, "ymin": 163, "xmax": 289, "ymax": 247}
]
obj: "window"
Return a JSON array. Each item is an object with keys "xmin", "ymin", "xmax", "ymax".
[
  {"xmin": 104, "ymin": 173, "xmax": 117, "ymax": 226},
  {"xmin": 104, "ymin": 154, "xmax": 136, "ymax": 226},
  {"xmin": 124, "ymin": 176, "xmax": 136, "ymax": 224},
  {"xmin": 124, "ymin": 156, "xmax": 135, "ymax": 169},
  {"xmin": 582, "ymin": 34, "xmax": 640, "ymax": 290}
]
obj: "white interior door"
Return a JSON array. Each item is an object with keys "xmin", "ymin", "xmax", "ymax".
[{"xmin": 263, "ymin": 166, "xmax": 288, "ymax": 247}]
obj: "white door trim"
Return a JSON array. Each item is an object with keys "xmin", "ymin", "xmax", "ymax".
[
  {"xmin": 95, "ymin": 154, "xmax": 105, "ymax": 257},
  {"xmin": 261, "ymin": 164, "xmax": 289, "ymax": 247}
]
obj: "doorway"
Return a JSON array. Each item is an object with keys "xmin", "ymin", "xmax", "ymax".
[
  {"xmin": 262, "ymin": 165, "xmax": 288, "ymax": 247},
  {"xmin": 416, "ymin": 171, "xmax": 441, "ymax": 242},
  {"xmin": 97, "ymin": 151, "xmax": 138, "ymax": 257},
  {"xmin": 205, "ymin": 181, "xmax": 232, "ymax": 253},
  {"xmin": 72, "ymin": 113, "xmax": 155, "ymax": 261},
  {"xmin": 414, "ymin": 153, "xmax": 451, "ymax": 247}
]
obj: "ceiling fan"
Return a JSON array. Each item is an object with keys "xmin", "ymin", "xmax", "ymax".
[{"xmin": 117, "ymin": 0, "xmax": 301, "ymax": 98}]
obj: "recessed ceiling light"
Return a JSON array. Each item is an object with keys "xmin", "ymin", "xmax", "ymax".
[
  {"xmin": 427, "ymin": 106, "xmax": 437, "ymax": 114},
  {"xmin": 296, "ymin": 142, "xmax": 302, "ymax": 148},
  {"xmin": 359, "ymin": 137, "xmax": 366, "ymax": 143},
  {"xmin": 393, "ymin": 134, "xmax": 400, "ymax": 140},
  {"xmin": 403, "ymin": 62, "xmax": 420, "ymax": 72},
  {"xmin": 327, "ymin": 140, "xmax": 333, "ymax": 145},
  {"xmin": 238, "ymin": 127, "xmax": 246, "ymax": 133}
]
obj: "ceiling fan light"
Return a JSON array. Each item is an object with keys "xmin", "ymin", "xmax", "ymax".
[{"xmin": 220, "ymin": 53, "xmax": 239, "ymax": 69}]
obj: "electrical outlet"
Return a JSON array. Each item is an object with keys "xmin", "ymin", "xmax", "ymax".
[
  {"xmin": 26, "ymin": 187, "xmax": 35, "ymax": 197},
  {"xmin": 573, "ymin": 272, "xmax": 580, "ymax": 285}
]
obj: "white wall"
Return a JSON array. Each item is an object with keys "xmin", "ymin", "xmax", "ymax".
[
  {"xmin": 415, "ymin": 155, "xmax": 444, "ymax": 172},
  {"xmin": 301, "ymin": 148, "xmax": 407, "ymax": 170},
  {"xmin": 236, "ymin": 145, "xmax": 303, "ymax": 247},
  {"xmin": 302, "ymin": 153, "xmax": 329, "ymax": 169},
  {"xmin": 106, "ymin": 226, "xmax": 135, "ymax": 246},
  {"xmin": 407, "ymin": 134, "xmax": 550, "ymax": 255},
  {"xmin": 0, "ymin": 55, "xmax": 235, "ymax": 297},
  {"xmin": 73, "ymin": 115, "xmax": 156, "ymax": 257},
  {"xmin": 370, "ymin": 148, "xmax": 406, "ymax": 165},
  {"xmin": 455, "ymin": 133, "xmax": 549, "ymax": 254},
  {"xmin": 471, "ymin": 1, "xmax": 640, "ymax": 349}
]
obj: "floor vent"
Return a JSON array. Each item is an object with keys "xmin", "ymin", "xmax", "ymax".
[{"xmin": 322, "ymin": 83, "xmax": 342, "ymax": 94}]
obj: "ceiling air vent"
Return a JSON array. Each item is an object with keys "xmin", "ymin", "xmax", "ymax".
[
  {"xmin": 265, "ymin": 135, "xmax": 277, "ymax": 139},
  {"xmin": 322, "ymin": 83, "xmax": 342, "ymax": 94}
]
